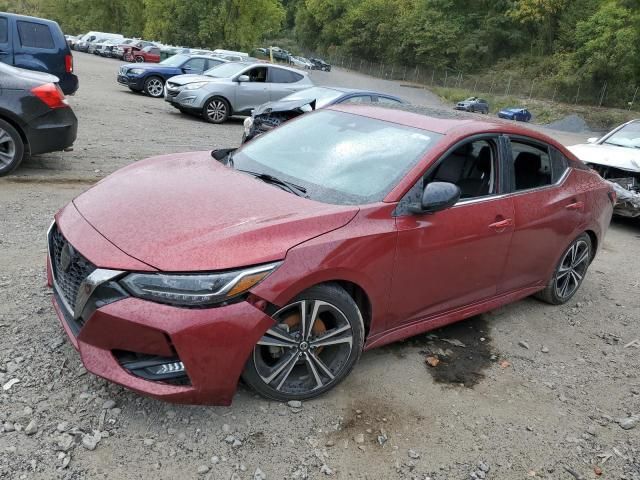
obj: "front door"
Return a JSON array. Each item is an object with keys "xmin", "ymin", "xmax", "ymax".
[
  {"xmin": 389, "ymin": 136, "xmax": 515, "ymax": 327},
  {"xmin": 234, "ymin": 66, "xmax": 269, "ymax": 113}
]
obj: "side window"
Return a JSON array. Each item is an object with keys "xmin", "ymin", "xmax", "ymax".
[
  {"xmin": 375, "ymin": 96, "xmax": 402, "ymax": 105},
  {"xmin": 550, "ymin": 147, "xmax": 569, "ymax": 182},
  {"xmin": 150, "ymin": 47, "xmax": 160, "ymax": 55},
  {"xmin": 426, "ymin": 139, "xmax": 497, "ymax": 199},
  {"xmin": 0, "ymin": 17, "xmax": 7, "ymax": 44},
  {"xmin": 510, "ymin": 139, "xmax": 552, "ymax": 191},
  {"xmin": 246, "ymin": 66, "xmax": 267, "ymax": 82},
  {"xmin": 185, "ymin": 58, "xmax": 206, "ymax": 72},
  {"xmin": 207, "ymin": 59, "xmax": 224, "ymax": 69},
  {"xmin": 269, "ymin": 67, "xmax": 303, "ymax": 83},
  {"xmin": 17, "ymin": 21, "xmax": 55, "ymax": 49},
  {"xmin": 340, "ymin": 95, "xmax": 373, "ymax": 104}
]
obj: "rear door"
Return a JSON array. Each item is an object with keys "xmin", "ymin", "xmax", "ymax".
[
  {"xmin": 13, "ymin": 18, "xmax": 63, "ymax": 77},
  {"xmin": 267, "ymin": 67, "xmax": 307, "ymax": 100},
  {"xmin": 498, "ymin": 136, "xmax": 583, "ymax": 293},
  {"xmin": 0, "ymin": 15, "xmax": 12, "ymax": 65}
]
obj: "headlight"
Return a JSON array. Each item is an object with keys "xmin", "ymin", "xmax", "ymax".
[
  {"xmin": 184, "ymin": 81, "xmax": 208, "ymax": 90},
  {"xmin": 243, "ymin": 117, "xmax": 254, "ymax": 135},
  {"xmin": 120, "ymin": 262, "xmax": 279, "ymax": 307},
  {"xmin": 128, "ymin": 68, "xmax": 144, "ymax": 75}
]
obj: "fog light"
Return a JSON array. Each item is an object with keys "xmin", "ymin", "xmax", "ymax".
[{"xmin": 147, "ymin": 361, "xmax": 185, "ymax": 375}]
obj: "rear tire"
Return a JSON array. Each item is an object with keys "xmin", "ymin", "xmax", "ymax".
[
  {"xmin": 242, "ymin": 284, "xmax": 365, "ymax": 402},
  {"xmin": 535, "ymin": 233, "xmax": 592, "ymax": 305},
  {"xmin": 0, "ymin": 119, "xmax": 25, "ymax": 177},
  {"xmin": 135, "ymin": 56, "xmax": 144, "ymax": 63}
]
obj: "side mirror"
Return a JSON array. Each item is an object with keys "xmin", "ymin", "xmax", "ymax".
[
  {"xmin": 409, "ymin": 182, "xmax": 461, "ymax": 215},
  {"xmin": 237, "ymin": 75, "xmax": 250, "ymax": 82},
  {"xmin": 586, "ymin": 137, "xmax": 599, "ymax": 144}
]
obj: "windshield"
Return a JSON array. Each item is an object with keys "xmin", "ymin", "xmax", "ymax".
[
  {"xmin": 160, "ymin": 54, "xmax": 189, "ymax": 67},
  {"xmin": 603, "ymin": 122, "xmax": 640, "ymax": 148},
  {"xmin": 282, "ymin": 87, "xmax": 343, "ymax": 108},
  {"xmin": 232, "ymin": 110, "xmax": 442, "ymax": 205},
  {"xmin": 204, "ymin": 62, "xmax": 250, "ymax": 78}
]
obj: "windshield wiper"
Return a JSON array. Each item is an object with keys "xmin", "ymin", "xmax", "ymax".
[{"xmin": 235, "ymin": 168, "xmax": 307, "ymax": 197}]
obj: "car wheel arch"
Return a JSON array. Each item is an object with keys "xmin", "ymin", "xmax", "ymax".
[{"xmin": 0, "ymin": 111, "xmax": 29, "ymax": 149}]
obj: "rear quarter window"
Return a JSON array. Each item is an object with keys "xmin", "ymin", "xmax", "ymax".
[
  {"xmin": 270, "ymin": 68, "xmax": 304, "ymax": 83},
  {"xmin": 17, "ymin": 21, "xmax": 55, "ymax": 49},
  {"xmin": 0, "ymin": 17, "xmax": 7, "ymax": 43}
]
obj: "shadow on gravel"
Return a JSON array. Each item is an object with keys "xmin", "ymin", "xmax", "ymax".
[{"xmin": 381, "ymin": 315, "xmax": 495, "ymax": 388}]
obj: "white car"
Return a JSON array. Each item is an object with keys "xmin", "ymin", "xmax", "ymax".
[
  {"xmin": 568, "ymin": 119, "xmax": 640, "ymax": 217},
  {"xmin": 290, "ymin": 56, "xmax": 313, "ymax": 69}
]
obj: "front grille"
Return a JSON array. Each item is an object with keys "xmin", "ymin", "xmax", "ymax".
[{"xmin": 49, "ymin": 224, "xmax": 96, "ymax": 315}]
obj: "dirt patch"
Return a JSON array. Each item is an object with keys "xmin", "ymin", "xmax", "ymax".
[
  {"xmin": 420, "ymin": 316, "xmax": 495, "ymax": 387},
  {"xmin": 1, "ymin": 176, "xmax": 97, "ymax": 185}
]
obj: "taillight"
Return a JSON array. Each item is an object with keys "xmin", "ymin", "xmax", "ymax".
[
  {"xmin": 65, "ymin": 54, "xmax": 73, "ymax": 73},
  {"xmin": 31, "ymin": 83, "xmax": 69, "ymax": 109},
  {"xmin": 608, "ymin": 189, "xmax": 617, "ymax": 206}
]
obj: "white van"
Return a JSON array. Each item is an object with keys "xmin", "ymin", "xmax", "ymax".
[
  {"xmin": 76, "ymin": 32, "xmax": 123, "ymax": 52},
  {"xmin": 212, "ymin": 48, "xmax": 248, "ymax": 59}
]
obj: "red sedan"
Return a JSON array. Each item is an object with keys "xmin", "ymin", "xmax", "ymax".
[
  {"xmin": 47, "ymin": 106, "xmax": 614, "ymax": 405},
  {"xmin": 132, "ymin": 45, "xmax": 160, "ymax": 63}
]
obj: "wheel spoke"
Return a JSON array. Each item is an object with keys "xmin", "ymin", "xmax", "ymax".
[
  {"xmin": 304, "ymin": 353, "xmax": 324, "ymax": 390},
  {"xmin": 0, "ymin": 130, "xmax": 10, "ymax": 144},
  {"xmin": 311, "ymin": 332, "xmax": 353, "ymax": 349},
  {"xmin": 275, "ymin": 354, "xmax": 299, "ymax": 391},
  {"xmin": 259, "ymin": 327, "xmax": 297, "ymax": 345},
  {"xmin": 556, "ymin": 266, "xmax": 571, "ymax": 280},
  {"xmin": 308, "ymin": 351, "xmax": 335, "ymax": 380},
  {"xmin": 560, "ymin": 274, "xmax": 571, "ymax": 297},
  {"xmin": 303, "ymin": 300, "xmax": 321, "ymax": 341},
  {"xmin": 310, "ymin": 324, "xmax": 350, "ymax": 346},
  {"xmin": 573, "ymin": 249, "xmax": 589, "ymax": 268},
  {"xmin": 261, "ymin": 350, "xmax": 298, "ymax": 385},
  {"xmin": 569, "ymin": 244, "xmax": 577, "ymax": 264}
]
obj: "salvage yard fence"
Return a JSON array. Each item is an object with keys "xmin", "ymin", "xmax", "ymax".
[{"xmin": 306, "ymin": 52, "xmax": 639, "ymax": 112}]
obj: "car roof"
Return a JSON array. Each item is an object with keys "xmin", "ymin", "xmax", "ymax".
[
  {"xmin": 327, "ymin": 104, "xmax": 562, "ymax": 146},
  {"xmin": 1, "ymin": 12, "xmax": 59, "ymax": 25}
]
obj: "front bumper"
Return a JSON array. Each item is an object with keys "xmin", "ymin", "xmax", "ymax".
[
  {"xmin": 164, "ymin": 85, "xmax": 206, "ymax": 109},
  {"xmin": 47, "ymin": 212, "xmax": 274, "ymax": 405},
  {"xmin": 117, "ymin": 74, "xmax": 144, "ymax": 90}
]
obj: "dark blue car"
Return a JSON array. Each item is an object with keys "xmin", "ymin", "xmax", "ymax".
[
  {"xmin": 498, "ymin": 107, "xmax": 532, "ymax": 122},
  {"xmin": 0, "ymin": 12, "xmax": 78, "ymax": 95},
  {"xmin": 116, "ymin": 54, "xmax": 227, "ymax": 98}
]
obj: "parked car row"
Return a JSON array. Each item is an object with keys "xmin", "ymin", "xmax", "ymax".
[
  {"xmin": 256, "ymin": 47, "xmax": 332, "ymax": 72},
  {"xmin": 454, "ymin": 97, "xmax": 533, "ymax": 122}
]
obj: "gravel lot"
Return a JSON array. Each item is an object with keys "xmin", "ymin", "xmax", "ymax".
[{"xmin": 0, "ymin": 53, "xmax": 638, "ymax": 480}]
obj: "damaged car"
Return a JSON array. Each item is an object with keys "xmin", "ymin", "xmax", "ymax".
[
  {"xmin": 242, "ymin": 86, "xmax": 405, "ymax": 142},
  {"xmin": 568, "ymin": 119, "xmax": 640, "ymax": 217},
  {"xmin": 48, "ymin": 105, "xmax": 614, "ymax": 405}
]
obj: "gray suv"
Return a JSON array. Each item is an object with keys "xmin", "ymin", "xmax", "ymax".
[
  {"xmin": 454, "ymin": 97, "xmax": 489, "ymax": 114},
  {"xmin": 164, "ymin": 62, "xmax": 314, "ymax": 123}
]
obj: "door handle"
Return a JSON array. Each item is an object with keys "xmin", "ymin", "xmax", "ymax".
[
  {"xmin": 488, "ymin": 218, "xmax": 513, "ymax": 230},
  {"xmin": 565, "ymin": 201, "xmax": 584, "ymax": 211}
]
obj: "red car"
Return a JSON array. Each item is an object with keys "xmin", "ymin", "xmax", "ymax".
[
  {"xmin": 129, "ymin": 45, "xmax": 160, "ymax": 63},
  {"xmin": 47, "ymin": 106, "xmax": 614, "ymax": 405}
]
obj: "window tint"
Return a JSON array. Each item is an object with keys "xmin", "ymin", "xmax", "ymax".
[
  {"xmin": 426, "ymin": 139, "xmax": 497, "ymax": 199},
  {"xmin": 207, "ymin": 58, "xmax": 225, "ymax": 69},
  {"xmin": 550, "ymin": 147, "xmax": 569, "ymax": 182},
  {"xmin": 340, "ymin": 95, "xmax": 373, "ymax": 104},
  {"xmin": 510, "ymin": 139, "xmax": 552, "ymax": 190},
  {"xmin": 0, "ymin": 17, "xmax": 7, "ymax": 43},
  {"xmin": 17, "ymin": 21, "xmax": 55, "ymax": 49},
  {"xmin": 376, "ymin": 96, "xmax": 402, "ymax": 105},
  {"xmin": 184, "ymin": 58, "xmax": 206, "ymax": 72},
  {"xmin": 247, "ymin": 66, "xmax": 267, "ymax": 82},
  {"xmin": 269, "ymin": 67, "xmax": 303, "ymax": 83}
]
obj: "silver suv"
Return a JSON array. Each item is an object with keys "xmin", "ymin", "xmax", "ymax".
[{"xmin": 164, "ymin": 62, "xmax": 314, "ymax": 123}]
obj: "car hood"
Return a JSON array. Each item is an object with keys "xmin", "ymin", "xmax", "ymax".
[
  {"xmin": 167, "ymin": 74, "xmax": 226, "ymax": 86},
  {"xmin": 253, "ymin": 98, "xmax": 316, "ymax": 117},
  {"xmin": 568, "ymin": 143, "xmax": 640, "ymax": 173},
  {"xmin": 72, "ymin": 151, "xmax": 359, "ymax": 271}
]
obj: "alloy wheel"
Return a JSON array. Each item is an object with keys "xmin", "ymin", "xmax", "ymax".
[
  {"xmin": 0, "ymin": 127, "xmax": 16, "ymax": 169},
  {"xmin": 146, "ymin": 78, "xmax": 164, "ymax": 97},
  {"xmin": 252, "ymin": 300, "xmax": 355, "ymax": 395},
  {"xmin": 206, "ymin": 100, "xmax": 227, "ymax": 123},
  {"xmin": 554, "ymin": 239, "xmax": 590, "ymax": 300}
]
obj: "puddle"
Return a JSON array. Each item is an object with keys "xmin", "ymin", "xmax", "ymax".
[{"xmin": 382, "ymin": 315, "xmax": 495, "ymax": 388}]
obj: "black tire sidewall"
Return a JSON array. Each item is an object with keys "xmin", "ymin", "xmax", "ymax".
[
  {"xmin": 0, "ymin": 119, "xmax": 25, "ymax": 177},
  {"xmin": 546, "ymin": 233, "xmax": 592, "ymax": 304},
  {"xmin": 242, "ymin": 283, "xmax": 365, "ymax": 402}
]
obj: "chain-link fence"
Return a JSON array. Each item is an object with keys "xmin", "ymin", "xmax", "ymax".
[{"xmin": 307, "ymin": 52, "xmax": 639, "ymax": 112}]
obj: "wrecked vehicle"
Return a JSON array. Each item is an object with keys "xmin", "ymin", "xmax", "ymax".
[
  {"xmin": 242, "ymin": 86, "xmax": 405, "ymax": 142},
  {"xmin": 568, "ymin": 119, "xmax": 640, "ymax": 217}
]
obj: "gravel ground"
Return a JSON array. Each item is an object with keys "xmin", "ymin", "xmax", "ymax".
[{"xmin": 0, "ymin": 53, "xmax": 638, "ymax": 480}]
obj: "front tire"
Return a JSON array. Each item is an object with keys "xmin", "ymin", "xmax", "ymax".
[
  {"xmin": 202, "ymin": 97, "xmax": 230, "ymax": 124},
  {"xmin": 0, "ymin": 119, "xmax": 25, "ymax": 177},
  {"xmin": 242, "ymin": 284, "xmax": 365, "ymax": 402},
  {"xmin": 536, "ymin": 233, "xmax": 592, "ymax": 305},
  {"xmin": 144, "ymin": 76, "xmax": 164, "ymax": 98}
]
